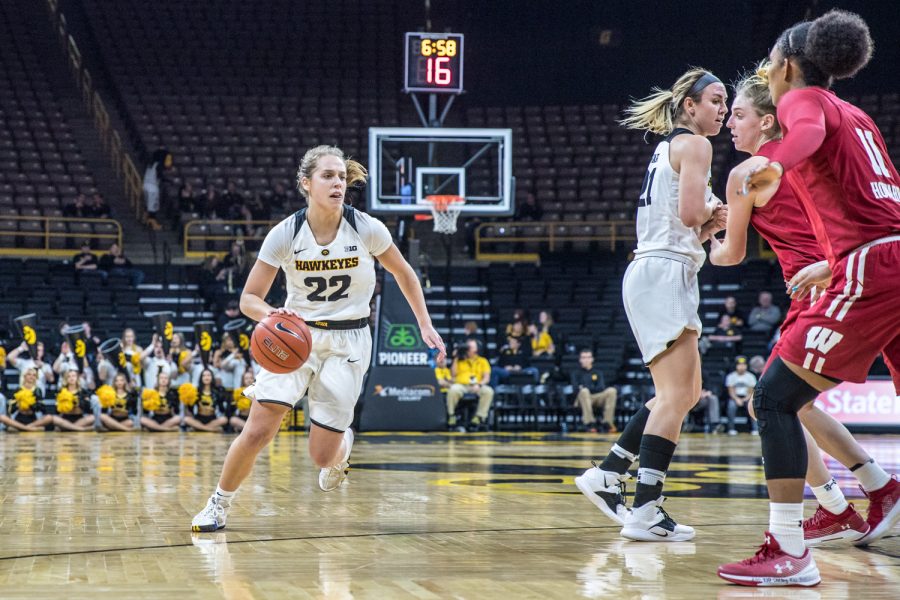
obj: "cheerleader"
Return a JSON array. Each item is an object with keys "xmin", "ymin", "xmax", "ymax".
[
  {"xmin": 0, "ymin": 367, "xmax": 54, "ymax": 432},
  {"xmin": 7, "ymin": 341, "xmax": 55, "ymax": 395},
  {"xmin": 140, "ymin": 338, "xmax": 176, "ymax": 389},
  {"xmin": 229, "ymin": 370, "xmax": 256, "ymax": 433},
  {"xmin": 52, "ymin": 369, "xmax": 95, "ymax": 431},
  {"xmin": 183, "ymin": 368, "xmax": 229, "ymax": 432},
  {"xmin": 97, "ymin": 372, "xmax": 138, "ymax": 431},
  {"xmin": 169, "ymin": 333, "xmax": 196, "ymax": 386},
  {"xmin": 140, "ymin": 371, "xmax": 181, "ymax": 432},
  {"xmin": 121, "ymin": 328, "xmax": 144, "ymax": 383},
  {"xmin": 212, "ymin": 333, "xmax": 245, "ymax": 394}
]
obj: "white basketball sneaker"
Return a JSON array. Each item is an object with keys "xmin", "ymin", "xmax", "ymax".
[
  {"xmin": 319, "ymin": 428, "xmax": 354, "ymax": 492},
  {"xmin": 620, "ymin": 496, "xmax": 695, "ymax": 542},
  {"xmin": 574, "ymin": 463, "xmax": 631, "ymax": 525},
  {"xmin": 191, "ymin": 494, "xmax": 231, "ymax": 532}
]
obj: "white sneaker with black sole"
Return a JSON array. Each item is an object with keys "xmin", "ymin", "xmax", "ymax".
[
  {"xmin": 319, "ymin": 428, "xmax": 354, "ymax": 492},
  {"xmin": 574, "ymin": 463, "xmax": 631, "ymax": 526},
  {"xmin": 620, "ymin": 497, "xmax": 695, "ymax": 542},
  {"xmin": 191, "ymin": 495, "xmax": 231, "ymax": 532}
]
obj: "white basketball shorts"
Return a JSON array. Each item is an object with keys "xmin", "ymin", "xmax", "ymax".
[
  {"xmin": 245, "ymin": 327, "xmax": 372, "ymax": 432},
  {"xmin": 622, "ymin": 253, "xmax": 702, "ymax": 366}
]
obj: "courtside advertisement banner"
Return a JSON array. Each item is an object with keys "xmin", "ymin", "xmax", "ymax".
[{"xmin": 814, "ymin": 380, "xmax": 899, "ymax": 427}]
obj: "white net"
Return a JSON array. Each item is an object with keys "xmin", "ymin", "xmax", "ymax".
[{"xmin": 427, "ymin": 197, "xmax": 465, "ymax": 234}]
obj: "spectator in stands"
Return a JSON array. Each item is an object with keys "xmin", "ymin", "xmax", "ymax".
[
  {"xmin": 87, "ymin": 193, "xmax": 111, "ymax": 219},
  {"xmin": 7, "ymin": 341, "xmax": 55, "ymax": 395},
  {"xmin": 140, "ymin": 371, "xmax": 181, "ymax": 432},
  {"xmin": 143, "ymin": 155, "xmax": 164, "ymax": 230},
  {"xmin": 218, "ymin": 180, "xmax": 245, "ymax": 220},
  {"xmin": 178, "ymin": 181, "xmax": 198, "ymax": 214},
  {"xmin": 73, "ymin": 241, "xmax": 99, "ymax": 277},
  {"xmin": 217, "ymin": 241, "xmax": 250, "ymax": 291},
  {"xmin": 201, "ymin": 185, "xmax": 217, "ymax": 218},
  {"xmin": 747, "ymin": 291, "xmax": 782, "ymax": 333},
  {"xmin": 571, "ymin": 349, "xmax": 618, "ymax": 433},
  {"xmin": 718, "ymin": 296, "xmax": 745, "ymax": 328},
  {"xmin": 99, "ymin": 372, "xmax": 137, "ymax": 431},
  {"xmin": 725, "ymin": 356, "xmax": 758, "ymax": 435},
  {"xmin": 0, "ymin": 367, "xmax": 53, "ymax": 432},
  {"xmin": 530, "ymin": 310, "xmax": 556, "ymax": 357},
  {"xmin": 506, "ymin": 319, "xmax": 534, "ymax": 357},
  {"xmin": 748, "ymin": 355, "xmax": 766, "ymax": 380},
  {"xmin": 492, "ymin": 335, "xmax": 539, "ymax": 386},
  {"xmin": 271, "ymin": 182, "xmax": 289, "ymax": 213},
  {"xmin": 516, "ymin": 192, "xmax": 543, "ymax": 221},
  {"xmin": 198, "ymin": 256, "xmax": 226, "ymax": 309},
  {"xmin": 447, "ymin": 339, "xmax": 494, "ymax": 431},
  {"xmin": 184, "ymin": 368, "xmax": 228, "ymax": 432},
  {"xmin": 63, "ymin": 194, "xmax": 89, "ymax": 218},
  {"xmin": 686, "ymin": 386, "xmax": 723, "ymax": 434},
  {"xmin": 217, "ymin": 299, "xmax": 243, "ymax": 332},
  {"xmin": 708, "ymin": 314, "xmax": 743, "ymax": 348},
  {"xmin": 99, "ymin": 242, "xmax": 145, "ymax": 287},
  {"xmin": 463, "ymin": 320, "xmax": 482, "ymax": 342},
  {"xmin": 434, "ymin": 356, "xmax": 452, "ymax": 393}
]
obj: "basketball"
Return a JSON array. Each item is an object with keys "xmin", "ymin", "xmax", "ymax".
[{"xmin": 250, "ymin": 313, "xmax": 312, "ymax": 374}]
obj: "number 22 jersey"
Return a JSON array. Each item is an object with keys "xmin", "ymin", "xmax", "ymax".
[{"xmin": 257, "ymin": 205, "xmax": 393, "ymax": 321}]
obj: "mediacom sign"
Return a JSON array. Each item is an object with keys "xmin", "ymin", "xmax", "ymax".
[{"xmin": 814, "ymin": 380, "xmax": 899, "ymax": 426}]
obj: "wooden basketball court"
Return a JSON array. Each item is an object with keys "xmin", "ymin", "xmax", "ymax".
[{"xmin": 0, "ymin": 431, "xmax": 896, "ymax": 598}]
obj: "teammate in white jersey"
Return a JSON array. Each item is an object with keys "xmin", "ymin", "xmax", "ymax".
[
  {"xmin": 192, "ymin": 145, "xmax": 445, "ymax": 532},
  {"xmin": 575, "ymin": 69, "xmax": 728, "ymax": 541}
]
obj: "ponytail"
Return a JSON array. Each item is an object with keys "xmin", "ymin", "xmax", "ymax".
[{"xmin": 619, "ymin": 68, "xmax": 718, "ymax": 135}]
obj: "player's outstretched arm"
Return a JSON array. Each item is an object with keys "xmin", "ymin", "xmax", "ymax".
[{"xmin": 376, "ymin": 244, "xmax": 446, "ymax": 362}]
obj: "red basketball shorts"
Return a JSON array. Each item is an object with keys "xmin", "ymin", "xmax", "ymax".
[{"xmin": 777, "ymin": 237, "xmax": 900, "ymax": 393}]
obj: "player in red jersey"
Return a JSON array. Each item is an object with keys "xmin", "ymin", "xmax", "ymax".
[
  {"xmin": 717, "ymin": 10, "xmax": 900, "ymax": 587},
  {"xmin": 709, "ymin": 66, "xmax": 895, "ymax": 550}
]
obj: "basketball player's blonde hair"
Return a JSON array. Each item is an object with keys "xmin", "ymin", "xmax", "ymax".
[
  {"xmin": 296, "ymin": 145, "xmax": 368, "ymax": 198},
  {"xmin": 619, "ymin": 68, "xmax": 717, "ymax": 135},
  {"xmin": 733, "ymin": 61, "xmax": 782, "ymax": 140}
]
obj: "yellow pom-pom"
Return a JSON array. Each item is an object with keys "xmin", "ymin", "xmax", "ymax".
[
  {"xmin": 178, "ymin": 350, "xmax": 191, "ymax": 374},
  {"xmin": 56, "ymin": 388, "xmax": 76, "ymax": 414},
  {"xmin": 14, "ymin": 388, "xmax": 36, "ymax": 411},
  {"xmin": 96, "ymin": 384, "xmax": 116, "ymax": 409},
  {"xmin": 141, "ymin": 388, "xmax": 161, "ymax": 412},
  {"xmin": 131, "ymin": 352, "xmax": 142, "ymax": 375},
  {"xmin": 178, "ymin": 382, "xmax": 198, "ymax": 406},
  {"xmin": 233, "ymin": 387, "xmax": 251, "ymax": 412},
  {"xmin": 0, "ymin": 346, "xmax": 6, "ymax": 368}
]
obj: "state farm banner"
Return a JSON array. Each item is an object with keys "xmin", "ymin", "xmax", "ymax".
[{"xmin": 814, "ymin": 380, "xmax": 899, "ymax": 427}]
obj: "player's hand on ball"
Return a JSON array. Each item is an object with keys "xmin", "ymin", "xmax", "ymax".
[
  {"xmin": 420, "ymin": 324, "xmax": 446, "ymax": 362},
  {"xmin": 268, "ymin": 307, "xmax": 302, "ymax": 319}
]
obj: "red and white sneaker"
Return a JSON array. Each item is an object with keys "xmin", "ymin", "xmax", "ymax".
[
  {"xmin": 855, "ymin": 475, "xmax": 900, "ymax": 546},
  {"xmin": 718, "ymin": 532, "xmax": 820, "ymax": 587},
  {"xmin": 803, "ymin": 503, "xmax": 869, "ymax": 547}
]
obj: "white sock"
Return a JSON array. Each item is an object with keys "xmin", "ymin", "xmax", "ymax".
[
  {"xmin": 215, "ymin": 486, "xmax": 236, "ymax": 504},
  {"xmin": 853, "ymin": 459, "xmax": 890, "ymax": 492},
  {"xmin": 811, "ymin": 478, "xmax": 848, "ymax": 515},
  {"xmin": 636, "ymin": 467, "xmax": 665, "ymax": 487},
  {"xmin": 769, "ymin": 502, "xmax": 805, "ymax": 557},
  {"xmin": 611, "ymin": 443, "xmax": 637, "ymax": 463}
]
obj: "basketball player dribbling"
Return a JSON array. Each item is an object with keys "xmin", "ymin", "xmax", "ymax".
[
  {"xmin": 191, "ymin": 145, "xmax": 446, "ymax": 532},
  {"xmin": 717, "ymin": 10, "xmax": 900, "ymax": 586},
  {"xmin": 710, "ymin": 67, "xmax": 897, "ymax": 549},
  {"xmin": 576, "ymin": 69, "xmax": 728, "ymax": 541}
]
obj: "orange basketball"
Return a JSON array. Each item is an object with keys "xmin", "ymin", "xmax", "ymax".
[{"xmin": 250, "ymin": 313, "xmax": 313, "ymax": 374}]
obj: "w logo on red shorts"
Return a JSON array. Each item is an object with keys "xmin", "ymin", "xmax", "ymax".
[{"xmin": 803, "ymin": 326, "xmax": 844, "ymax": 374}]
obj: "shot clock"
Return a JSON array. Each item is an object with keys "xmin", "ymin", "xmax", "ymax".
[{"xmin": 404, "ymin": 32, "xmax": 464, "ymax": 93}]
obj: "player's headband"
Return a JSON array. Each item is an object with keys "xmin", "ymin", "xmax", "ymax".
[{"xmin": 687, "ymin": 72, "xmax": 722, "ymax": 97}]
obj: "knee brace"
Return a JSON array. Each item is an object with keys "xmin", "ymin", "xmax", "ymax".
[{"xmin": 753, "ymin": 357, "xmax": 823, "ymax": 480}]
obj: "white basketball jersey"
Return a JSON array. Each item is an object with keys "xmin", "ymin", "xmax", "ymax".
[
  {"xmin": 633, "ymin": 129, "xmax": 711, "ymax": 268},
  {"xmin": 257, "ymin": 206, "xmax": 393, "ymax": 321}
]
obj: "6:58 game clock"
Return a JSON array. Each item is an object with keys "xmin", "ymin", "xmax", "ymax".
[{"xmin": 404, "ymin": 32, "xmax": 464, "ymax": 93}]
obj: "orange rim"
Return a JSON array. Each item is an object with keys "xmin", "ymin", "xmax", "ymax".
[{"xmin": 425, "ymin": 195, "xmax": 465, "ymax": 212}]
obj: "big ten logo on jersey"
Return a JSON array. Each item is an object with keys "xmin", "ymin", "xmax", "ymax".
[
  {"xmin": 802, "ymin": 326, "xmax": 844, "ymax": 374},
  {"xmin": 344, "ymin": 245, "xmax": 357, "ymax": 252}
]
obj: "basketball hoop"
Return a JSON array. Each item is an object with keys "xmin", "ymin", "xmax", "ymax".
[{"xmin": 425, "ymin": 195, "xmax": 465, "ymax": 234}]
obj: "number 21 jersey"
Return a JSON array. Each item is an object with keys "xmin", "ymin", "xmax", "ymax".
[
  {"xmin": 257, "ymin": 205, "xmax": 393, "ymax": 321},
  {"xmin": 633, "ymin": 128, "xmax": 711, "ymax": 269}
]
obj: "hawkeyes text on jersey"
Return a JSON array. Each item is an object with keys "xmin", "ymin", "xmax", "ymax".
[{"xmin": 257, "ymin": 205, "xmax": 393, "ymax": 321}]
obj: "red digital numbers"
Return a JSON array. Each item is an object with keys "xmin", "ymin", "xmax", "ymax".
[{"xmin": 426, "ymin": 57, "xmax": 452, "ymax": 85}]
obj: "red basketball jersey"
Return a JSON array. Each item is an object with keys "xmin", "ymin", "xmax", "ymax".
[
  {"xmin": 751, "ymin": 141, "xmax": 825, "ymax": 280},
  {"xmin": 773, "ymin": 87, "xmax": 900, "ymax": 266}
]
